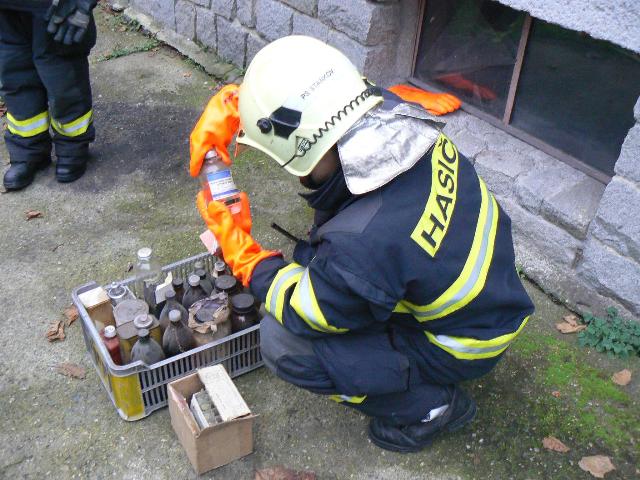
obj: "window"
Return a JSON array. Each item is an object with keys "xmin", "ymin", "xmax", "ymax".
[{"xmin": 412, "ymin": 0, "xmax": 640, "ymax": 181}]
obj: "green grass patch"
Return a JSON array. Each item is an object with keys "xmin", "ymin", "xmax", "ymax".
[{"xmin": 96, "ymin": 38, "xmax": 161, "ymax": 62}]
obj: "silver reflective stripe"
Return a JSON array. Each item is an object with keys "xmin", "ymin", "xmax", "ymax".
[
  {"xmin": 432, "ymin": 334, "xmax": 508, "ymax": 355},
  {"xmin": 414, "ymin": 189, "xmax": 496, "ymax": 318},
  {"xmin": 53, "ymin": 112, "xmax": 93, "ymax": 135},
  {"xmin": 294, "ymin": 269, "xmax": 322, "ymax": 329},
  {"xmin": 7, "ymin": 115, "xmax": 49, "ymax": 133},
  {"xmin": 268, "ymin": 266, "xmax": 304, "ymax": 314}
]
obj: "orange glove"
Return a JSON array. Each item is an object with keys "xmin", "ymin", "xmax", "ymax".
[
  {"xmin": 190, "ymin": 84, "xmax": 240, "ymax": 177},
  {"xmin": 388, "ymin": 84, "xmax": 461, "ymax": 116},
  {"xmin": 196, "ymin": 191, "xmax": 280, "ymax": 287},
  {"xmin": 231, "ymin": 191, "xmax": 253, "ymax": 234}
]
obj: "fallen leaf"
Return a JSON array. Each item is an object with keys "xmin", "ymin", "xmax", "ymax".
[
  {"xmin": 542, "ymin": 436, "xmax": 570, "ymax": 453},
  {"xmin": 63, "ymin": 305, "xmax": 79, "ymax": 326},
  {"xmin": 551, "ymin": 390, "xmax": 561, "ymax": 398},
  {"xmin": 183, "ymin": 72, "xmax": 192, "ymax": 78},
  {"xmin": 25, "ymin": 210, "xmax": 43, "ymax": 220},
  {"xmin": 45, "ymin": 320, "xmax": 65, "ymax": 342},
  {"xmin": 612, "ymin": 369, "xmax": 632, "ymax": 386},
  {"xmin": 578, "ymin": 455, "xmax": 615, "ymax": 478},
  {"xmin": 255, "ymin": 466, "xmax": 316, "ymax": 480},
  {"xmin": 563, "ymin": 314, "xmax": 580, "ymax": 327},
  {"xmin": 55, "ymin": 362, "xmax": 86, "ymax": 379},
  {"xmin": 555, "ymin": 321, "xmax": 586, "ymax": 334}
]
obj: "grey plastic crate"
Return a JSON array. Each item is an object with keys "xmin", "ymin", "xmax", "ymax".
[{"xmin": 71, "ymin": 252, "xmax": 263, "ymax": 421}]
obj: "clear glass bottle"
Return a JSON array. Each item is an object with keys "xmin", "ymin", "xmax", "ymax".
[
  {"xmin": 199, "ymin": 150, "xmax": 242, "ymax": 215},
  {"xmin": 230, "ymin": 293, "xmax": 259, "ymax": 333},
  {"xmin": 131, "ymin": 328, "xmax": 165, "ymax": 365},
  {"xmin": 134, "ymin": 247, "xmax": 163, "ymax": 315},
  {"xmin": 159, "ymin": 289, "xmax": 188, "ymax": 331},
  {"xmin": 163, "ymin": 309, "xmax": 197, "ymax": 357},
  {"xmin": 182, "ymin": 274, "xmax": 208, "ymax": 309}
]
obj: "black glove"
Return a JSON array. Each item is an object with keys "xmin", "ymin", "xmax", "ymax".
[{"xmin": 44, "ymin": 0, "xmax": 97, "ymax": 45}]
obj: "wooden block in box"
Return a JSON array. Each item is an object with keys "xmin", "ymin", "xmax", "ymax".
[
  {"xmin": 78, "ymin": 287, "xmax": 114, "ymax": 330},
  {"xmin": 168, "ymin": 366, "xmax": 255, "ymax": 475}
]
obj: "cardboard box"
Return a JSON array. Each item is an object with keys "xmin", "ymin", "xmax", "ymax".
[
  {"xmin": 168, "ymin": 365, "xmax": 255, "ymax": 475},
  {"xmin": 78, "ymin": 286, "xmax": 114, "ymax": 330}
]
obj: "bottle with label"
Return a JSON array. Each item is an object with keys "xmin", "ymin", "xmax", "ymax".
[
  {"xmin": 230, "ymin": 293, "xmax": 260, "ymax": 333},
  {"xmin": 159, "ymin": 289, "xmax": 188, "ymax": 331},
  {"xmin": 134, "ymin": 247, "xmax": 163, "ymax": 315},
  {"xmin": 200, "ymin": 150, "xmax": 243, "ymax": 215},
  {"xmin": 182, "ymin": 274, "xmax": 208, "ymax": 309},
  {"xmin": 131, "ymin": 328, "xmax": 165, "ymax": 365},
  {"xmin": 163, "ymin": 310, "xmax": 197, "ymax": 357},
  {"xmin": 214, "ymin": 274, "xmax": 239, "ymax": 296},
  {"xmin": 100, "ymin": 325, "xmax": 122, "ymax": 365},
  {"xmin": 171, "ymin": 277, "xmax": 185, "ymax": 305}
]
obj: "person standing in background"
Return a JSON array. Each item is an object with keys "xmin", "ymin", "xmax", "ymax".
[{"xmin": 0, "ymin": 0, "xmax": 97, "ymax": 190}]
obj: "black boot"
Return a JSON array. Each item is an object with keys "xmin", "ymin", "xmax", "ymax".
[
  {"xmin": 55, "ymin": 155, "xmax": 87, "ymax": 183},
  {"xmin": 368, "ymin": 386, "xmax": 477, "ymax": 453},
  {"xmin": 3, "ymin": 159, "xmax": 50, "ymax": 190}
]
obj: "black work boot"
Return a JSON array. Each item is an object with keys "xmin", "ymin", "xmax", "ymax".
[
  {"xmin": 368, "ymin": 386, "xmax": 477, "ymax": 453},
  {"xmin": 55, "ymin": 155, "xmax": 88, "ymax": 183},
  {"xmin": 3, "ymin": 159, "xmax": 51, "ymax": 191}
]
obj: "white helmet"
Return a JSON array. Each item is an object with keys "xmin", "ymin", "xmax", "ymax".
[{"xmin": 237, "ymin": 35, "xmax": 383, "ymax": 177}]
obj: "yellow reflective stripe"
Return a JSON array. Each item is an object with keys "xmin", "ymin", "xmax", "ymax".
[
  {"xmin": 265, "ymin": 263, "xmax": 304, "ymax": 323},
  {"xmin": 425, "ymin": 316, "xmax": 529, "ymax": 360},
  {"xmin": 6, "ymin": 111, "xmax": 49, "ymax": 137},
  {"xmin": 290, "ymin": 268, "xmax": 348, "ymax": 333},
  {"xmin": 329, "ymin": 394, "xmax": 367, "ymax": 404},
  {"xmin": 51, "ymin": 109, "xmax": 93, "ymax": 137},
  {"xmin": 396, "ymin": 178, "xmax": 499, "ymax": 321}
]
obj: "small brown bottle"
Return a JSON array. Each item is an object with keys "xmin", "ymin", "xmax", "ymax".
[
  {"xmin": 171, "ymin": 277, "xmax": 185, "ymax": 305},
  {"xmin": 182, "ymin": 274, "xmax": 208, "ymax": 309},
  {"xmin": 231, "ymin": 293, "xmax": 259, "ymax": 333},
  {"xmin": 159, "ymin": 289, "xmax": 188, "ymax": 331},
  {"xmin": 214, "ymin": 274, "xmax": 238, "ymax": 295},
  {"xmin": 212, "ymin": 260, "xmax": 228, "ymax": 279},
  {"xmin": 131, "ymin": 328, "xmax": 165, "ymax": 365},
  {"xmin": 163, "ymin": 309, "xmax": 197, "ymax": 356},
  {"xmin": 195, "ymin": 268, "xmax": 214, "ymax": 295}
]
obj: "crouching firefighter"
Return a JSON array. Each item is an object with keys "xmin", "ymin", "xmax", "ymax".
[
  {"xmin": 0, "ymin": 0, "xmax": 97, "ymax": 190},
  {"xmin": 190, "ymin": 36, "xmax": 534, "ymax": 453}
]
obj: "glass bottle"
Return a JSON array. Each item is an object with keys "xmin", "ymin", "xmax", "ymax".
[
  {"xmin": 133, "ymin": 313, "xmax": 163, "ymax": 345},
  {"xmin": 182, "ymin": 274, "xmax": 208, "ymax": 309},
  {"xmin": 195, "ymin": 268, "xmax": 214, "ymax": 295},
  {"xmin": 159, "ymin": 289, "xmax": 188, "ymax": 331},
  {"xmin": 106, "ymin": 282, "xmax": 134, "ymax": 306},
  {"xmin": 171, "ymin": 277, "xmax": 185, "ymax": 305},
  {"xmin": 100, "ymin": 325, "xmax": 122, "ymax": 365},
  {"xmin": 134, "ymin": 247, "xmax": 163, "ymax": 315},
  {"xmin": 230, "ymin": 293, "xmax": 259, "ymax": 333},
  {"xmin": 212, "ymin": 260, "xmax": 229, "ymax": 279},
  {"xmin": 163, "ymin": 309, "xmax": 197, "ymax": 357},
  {"xmin": 199, "ymin": 150, "xmax": 242, "ymax": 215},
  {"xmin": 131, "ymin": 328, "xmax": 165, "ymax": 365},
  {"xmin": 215, "ymin": 274, "xmax": 238, "ymax": 295}
]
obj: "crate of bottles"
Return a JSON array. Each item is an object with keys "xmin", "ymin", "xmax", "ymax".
[{"xmin": 71, "ymin": 252, "xmax": 263, "ymax": 421}]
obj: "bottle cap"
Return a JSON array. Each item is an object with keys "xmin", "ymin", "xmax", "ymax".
[
  {"xmin": 137, "ymin": 247, "xmax": 152, "ymax": 260},
  {"xmin": 104, "ymin": 325, "xmax": 117, "ymax": 338},
  {"xmin": 215, "ymin": 275, "xmax": 237, "ymax": 292},
  {"xmin": 205, "ymin": 150, "xmax": 219, "ymax": 160},
  {"xmin": 137, "ymin": 328, "xmax": 150, "ymax": 339},
  {"xmin": 188, "ymin": 274, "xmax": 200, "ymax": 287},
  {"xmin": 165, "ymin": 288, "xmax": 176, "ymax": 300},
  {"xmin": 231, "ymin": 293, "xmax": 255, "ymax": 313},
  {"xmin": 194, "ymin": 260, "xmax": 205, "ymax": 270},
  {"xmin": 169, "ymin": 310, "xmax": 182, "ymax": 323},
  {"xmin": 172, "ymin": 277, "xmax": 184, "ymax": 288},
  {"xmin": 133, "ymin": 313, "xmax": 153, "ymax": 329},
  {"xmin": 214, "ymin": 260, "xmax": 226, "ymax": 272},
  {"xmin": 195, "ymin": 268, "xmax": 207, "ymax": 279}
]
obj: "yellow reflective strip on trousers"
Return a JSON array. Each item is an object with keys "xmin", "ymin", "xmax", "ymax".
[
  {"xmin": 396, "ymin": 178, "xmax": 499, "ymax": 321},
  {"xmin": 329, "ymin": 394, "xmax": 367, "ymax": 404},
  {"xmin": 51, "ymin": 109, "xmax": 93, "ymax": 137},
  {"xmin": 265, "ymin": 263, "xmax": 304, "ymax": 323},
  {"xmin": 6, "ymin": 111, "xmax": 49, "ymax": 137},
  {"xmin": 425, "ymin": 316, "xmax": 529, "ymax": 360},
  {"xmin": 290, "ymin": 269, "xmax": 348, "ymax": 333}
]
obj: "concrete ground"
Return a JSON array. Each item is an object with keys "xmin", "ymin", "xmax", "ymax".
[{"xmin": 1, "ymin": 6, "xmax": 638, "ymax": 479}]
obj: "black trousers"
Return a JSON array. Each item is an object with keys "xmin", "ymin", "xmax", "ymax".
[{"xmin": 0, "ymin": 8, "xmax": 95, "ymax": 164}]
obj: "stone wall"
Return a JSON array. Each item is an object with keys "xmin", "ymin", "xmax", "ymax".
[{"xmin": 123, "ymin": 0, "xmax": 640, "ymax": 320}]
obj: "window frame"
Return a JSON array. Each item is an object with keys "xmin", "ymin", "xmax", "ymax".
[{"xmin": 409, "ymin": 0, "xmax": 613, "ymax": 184}]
